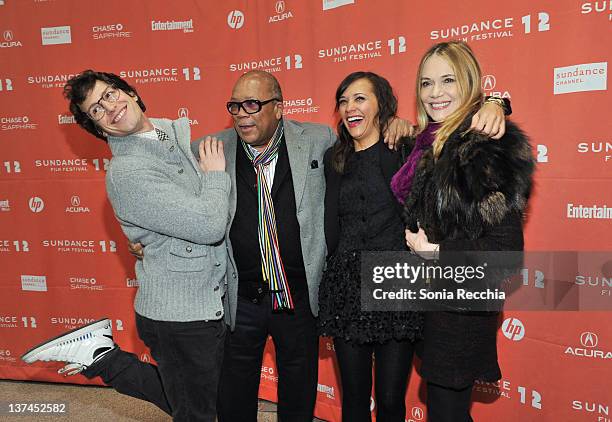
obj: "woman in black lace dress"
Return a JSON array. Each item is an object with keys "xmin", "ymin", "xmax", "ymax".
[{"xmin": 318, "ymin": 72, "xmax": 422, "ymax": 422}]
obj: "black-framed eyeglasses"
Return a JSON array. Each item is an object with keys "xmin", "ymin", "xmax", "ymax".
[
  {"xmin": 226, "ymin": 98, "xmax": 280, "ymax": 115},
  {"xmin": 87, "ymin": 86, "xmax": 121, "ymax": 121}
]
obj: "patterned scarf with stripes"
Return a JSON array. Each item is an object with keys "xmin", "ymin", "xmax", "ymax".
[{"xmin": 241, "ymin": 121, "xmax": 294, "ymax": 310}]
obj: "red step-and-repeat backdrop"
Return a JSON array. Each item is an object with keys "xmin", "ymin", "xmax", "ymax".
[{"xmin": 1, "ymin": 1, "xmax": 610, "ymax": 421}]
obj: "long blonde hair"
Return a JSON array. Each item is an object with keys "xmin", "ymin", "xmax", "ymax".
[{"xmin": 415, "ymin": 41, "xmax": 483, "ymax": 158}]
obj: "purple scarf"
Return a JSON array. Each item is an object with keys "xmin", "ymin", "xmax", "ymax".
[{"xmin": 390, "ymin": 122, "xmax": 440, "ymax": 204}]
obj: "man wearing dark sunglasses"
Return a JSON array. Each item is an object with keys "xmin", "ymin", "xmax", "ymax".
[{"xmin": 197, "ymin": 70, "xmax": 334, "ymax": 422}]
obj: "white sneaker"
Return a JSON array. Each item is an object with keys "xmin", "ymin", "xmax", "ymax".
[{"xmin": 21, "ymin": 318, "xmax": 116, "ymax": 375}]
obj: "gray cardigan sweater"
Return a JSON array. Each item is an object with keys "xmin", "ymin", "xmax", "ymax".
[{"xmin": 106, "ymin": 117, "xmax": 231, "ymax": 322}]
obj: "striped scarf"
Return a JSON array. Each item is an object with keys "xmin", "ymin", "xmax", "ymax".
[{"xmin": 241, "ymin": 121, "xmax": 294, "ymax": 310}]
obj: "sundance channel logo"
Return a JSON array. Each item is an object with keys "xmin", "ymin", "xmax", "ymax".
[{"xmin": 554, "ymin": 62, "xmax": 607, "ymax": 95}]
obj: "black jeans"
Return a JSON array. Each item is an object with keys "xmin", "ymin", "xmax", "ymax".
[
  {"xmin": 333, "ymin": 337, "xmax": 415, "ymax": 422},
  {"xmin": 217, "ymin": 290, "xmax": 319, "ymax": 422},
  {"xmin": 426, "ymin": 382, "xmax": 474, "ymax": 422},
  {"xmin": 83, "ymin": 313, "xmax": 225, "ymax": 422}
]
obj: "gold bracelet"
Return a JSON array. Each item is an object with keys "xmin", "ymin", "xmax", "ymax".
[{"xmin": 484, "ymin": 97, "xmax": 506, "ymax": 112}]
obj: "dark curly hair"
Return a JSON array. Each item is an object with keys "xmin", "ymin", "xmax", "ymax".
[
  {"xmin": 63, "ymin": 70, "xmax": 146, "ymax": 141},
  {"xmin": 332, "ymin": 71, "xmax": 398, "ymax": 173}
]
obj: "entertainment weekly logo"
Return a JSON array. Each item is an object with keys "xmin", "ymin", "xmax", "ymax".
[
  {"xmin": 554, "ymin": 62, "xmax": 607, "ymax": 95},
  {"xmin": 92, "ymin": 23, "xmax": 132, "ymax": 40},
  {"xmin": 566, "ymin": 203, "xmax": 612, "ymax": 220},
  {"xmin": 577, "ymin": 140, "xmax": 612, "ymax": 163},
  {"xmin": 229, "ymin": 53, "xmax": 303, "ymax": 73},
  {"xmin": 151, "ymin": 19, "xmax": 194, "ymax": 33},
  {"xmin": 317, "ymin": 383, "xmax": 335, "ymax": 400},
  {"xmin": 41, "ymin": 26, "xmax": 71, "ymax": 45},
  {"xmin": 322, "ymin": 0, "xmax": 354, "ymax": 10},
  {"xmin": 27, "ymin": 72, "xmax": 79, "ymax": 89},
  {"xmin": 317, "ymin": 34, "xmax": 406, "ymax": 65},
  {"xmin": 119, "ymin": 66, "xmax": 201, "ymax": 85},
  {"xmin": 1, "ymin": 115, "xmax": 38, "ymax": 131},
  {"xmin": 565, "ymin": 332, "xmax": 611, "ymax": 359},
  {"xmin": 430, "ymin": 11, "xmax": 550, "ymax": 43}
]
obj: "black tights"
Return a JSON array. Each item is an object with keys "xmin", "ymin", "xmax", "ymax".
[
  {"xmin": 426, "ymin": 382, "xmax": 474, "ymax": 422},
  {"xmin": 333, "ymin": 337, "xmax": 414, "ymax": 422}
]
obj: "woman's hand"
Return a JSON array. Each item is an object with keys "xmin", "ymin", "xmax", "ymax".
[
  {"xmin": 405, "ymin": 228, "xmax": 439, "ymax": 260},
  {"xmin": 470, "ymin": 101, "xmax": 505, "ymax": 139},
  {"xmin": 384, "ymin": 117, "xmax": 416, "ymax": 149}
]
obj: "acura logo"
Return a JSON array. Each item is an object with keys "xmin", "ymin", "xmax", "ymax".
[
  {"xmin": 275, "ymin": 0, "xmax": 285, "ymax": 13},
  {"xmin": 178, "ymin": 107, "xmax": 189, "ymax": 118},
  {"xmin": 3, "ymin": 30, "xmax": 13, "ymax": 41},
  {"xmin": 141, "ymin": 353, "xmax": 150, "ymax": 363},
  {"xmin": 411, "ymin": 406, "xmax": 424, "ymax": 420},
  {"xmin": 580, "ymin": 332, "xmax": 598, "ymax": 348},
  {"xmin": 70, "ymin": 196, "xmax": 80, "ymax": 206},
  {"xmin": 482, "ymin": 74, "xmax": 496, "ymax": 90}
]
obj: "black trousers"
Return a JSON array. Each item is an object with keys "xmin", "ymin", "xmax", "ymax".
[
  {"xmin": 426, "ymin": 382, "xmax": 474, "ymax": 422},
  {"xmin": 333, "ymin": 337, "xmax": 415, "ymax": 422},
  {"xmin": 83, "ymin": 313, "xmax": 225, "ymax": 422},
  {"xmin": 217, "ymin": 290, "xmax": 319, "ymax": 422}
]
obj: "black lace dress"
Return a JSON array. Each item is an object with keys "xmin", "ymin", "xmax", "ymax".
[{"xmin": 318, "ymin": 144, "xmax": 422, "ymax": 344}]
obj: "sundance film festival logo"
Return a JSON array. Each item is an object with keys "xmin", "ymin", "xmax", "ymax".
[
  {"xmin": 66, "ymin": 195, "xmax": 90, "ymax": 213},
  {"xmin": 35, "ymin": 158, "xmax": 89, "ymax": 173},
  {"xmin": 1, "ymin": 29, "xmax": 23, "ymax": 48},
  {"xmin": 21, "ymin": 275, "xmax": 47, "ymax": 292},
  {"xmin": 0, "ymin": 78, "xmax": 13, "ymax": 91},
  {"xmin": 481, "ymin": 74, "xmax": 512, "ymax": 98},
  {"xmin": 575, "ymin": 274, "xmax": 612, "ymax": 297},
  {"xmin": 28, "ymin": 72, "xmax": 78, "ymax": 89},
  {"xmin": 322, "ymin": 0, "xmax": 354, "ymax": 10},
  {"xmin": 581, "ymin": 1, "xmax": 612, "ymax": 21},
  {"xmin": 41, "ymin": 26, "xmax": 72, "ymax": 45},
  {"xmin": 178, "ymin": 107, "xmax": 199, "ymax": 126},
  {"xmin": 0, "ymin": 199, "xmax": 10, "ymax": 212},
  {"xmin": 119, "ymin": 66, "xmax": 200, "ymax": 85},
  {"xmin": 230, "ymin": 54, "xmax": 303, "ymax": 73},
  {"xmin": 51, "ymin": 317, "xmax": 96, "ymax": 330},
  {"xmin": 565, "ymin": 331, "xmax": 611, "ymax": 359},
  {"xmin": 92, "ymin": 23, "xmax": 132, "ymax": 40},
  {"xmin": 269, "ymin": 1, "xmax": 293, "ymax": 23},
  {"xmin": 571, "ymin": 400, "xmax": 610, "ymax": 419},
  {"xmin": 0, "ymin": 240, "xmax": 29, "ymax": 253},
  {"xmin": 151, "ymin": 19, "xmax": 194, "ymax": 33},
  {"xmin": 42, "ymin": 239, "xmax": 117, "ymax": 254},
  {"xmin": 318, "ymin": 35, "xmax": 407, "ymax": 64},
  {"xmin": 554, "ymin": 62, "xmax": 607, "ymax": 95},
  {"xmin": 29, "ymin": 197, "xmax": 44, "ymax": 213},
  {"xmin": 1, "ymin": 115, "xmax": 38, "ymax": 131},
  {"xmin": 502, "ymin": 317, "xmax": 525, "ymax": 341},
  {"xmin": 474, "ymin": 379, "xmax": 512, "ymax": 399},
  {"xmin": 227, "ymin": 10, "xmax": 245, "ymax": 29},
  {"xmin": 578, "ymin": 140, "xmax": 611, "ymax": 162}
]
